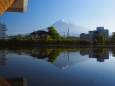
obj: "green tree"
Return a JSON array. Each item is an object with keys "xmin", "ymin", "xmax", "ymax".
[
  {"xmin": 17, "ymin": 49, "xmax": 23, "ymax": 55},
  {"xmin": 112, "ymin": 48, "xmax": 115, "ymax": 57},
  {"xmin": 105, "ymin": 39, "xmax": 111, "ymax": 45},
  {"xmin": 93, "ymin": 33, "xmax": 105, "ymax": 44},
  {"xmin": 45, "ymin": 34, "xmax": 52, "ymax": 40},
  {"xmin": 93, "ymin": 48, "xmax": 105, "ymax": 57},
  {"xmin": 17, "ymin": 34, "xmax": 23, "ymax": 39},
  {"xmin": 111, "ymin": 32, "xmax": 115, "ymax": 43},
  {"xmin": 48, "ymin": 50, "xmax": 61, "ymax": 63},
  {"xmin": 47, "ymin": 26, "xmax": 61, "ymax": 39},
  {"xmin": 98, "ymin": 33, "xmax": 105, "ymax": 43},
  {"xmin": 93, "ymin": 39, "xmax": 98, "ymax": 44},
  {"xmin": 26, "ymin": 35, "xmax": 31, "ymax": 40}
]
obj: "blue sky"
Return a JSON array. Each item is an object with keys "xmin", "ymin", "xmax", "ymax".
[{"xmin": 0, "ymin": 0, "xmax": 115, "ymax": 35}]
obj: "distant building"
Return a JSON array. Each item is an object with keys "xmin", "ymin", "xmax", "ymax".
[
  {"xmin": 89, "ymin": 48, "xmax": 109, "ymax": 62},
  {"xmin": 80, "ymin": 33, "xmax": 89, "ymax": 40},
  {"xmin": 80, "ymin": 48, "xmax": 109, "ymax": 62},
  {"xmin": 31, "ymin": 30, "xmax": 48, "ymax": 39},
  {"xmin": 0, "ymin": 22, "xmax": 7, "ymax": 38},
  {"xmin": 89, "ymin": 27, "xmax": 109, "ymax": 43},
  {"xmin": 0, "ymin": 51, "xmax": 7, "ymax": 65}
]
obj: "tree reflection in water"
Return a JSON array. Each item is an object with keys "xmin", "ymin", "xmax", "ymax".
[
  {"xmin": 26, "ymin": 48, "xmax": 110, "ymax": 63},
  {"xmin": 0, "ymin": 48, "xmax": 114, "ymax": 65},
  {"xmin": 48, "ymin": 50, "xmax": 61, "ymax": 63},
  {"xmin": 111, "ymin": 48, "xmax": 115, "ymax": 57}
]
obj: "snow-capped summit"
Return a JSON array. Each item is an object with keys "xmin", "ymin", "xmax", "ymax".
[
  {"xmin": 51, "ymin": 19, "xmax": 89, "ymax": 36},
  {"xmin": 59, "ymin": 19, "xmax": 69, "ymax": 24},
  {"xmin": 43, "ymin": 19, "xmax": 90, "ymax": 37}
]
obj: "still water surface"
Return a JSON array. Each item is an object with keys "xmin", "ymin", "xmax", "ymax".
[{"xmin": 0, "ymin": 48, "xmax": 115, "ymax": 86}]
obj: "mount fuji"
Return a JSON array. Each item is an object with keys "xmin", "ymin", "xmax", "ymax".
[{"xmin": 43, "ymin": 19, "xmax": 90, "ymax": 37}]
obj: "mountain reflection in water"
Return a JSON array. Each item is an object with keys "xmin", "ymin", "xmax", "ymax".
[
  {"xmin": 0, "ymin": 48, "xmax": 115, "ymax": 86},
  {"xmin": 0, "ymin": 48, "xmax": 113, "ymax": 69}
]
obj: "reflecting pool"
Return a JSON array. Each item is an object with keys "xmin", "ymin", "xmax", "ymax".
[{"xmin": 0, "ymin": 48, "xmax": 115, "ymax": 86}]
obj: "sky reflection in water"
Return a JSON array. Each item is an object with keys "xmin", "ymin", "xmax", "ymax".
[{"xmin": 0, "ymin": 48, "xmax": 115, "ymax": 86}]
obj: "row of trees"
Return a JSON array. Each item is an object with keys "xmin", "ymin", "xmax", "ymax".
[
  {"xmin": 46, "ymin": 27, "xmax": 115, "ymax": 45},
  {"xmin": 93, "ymin": 33, "xmax": 105, "ymax": 44},
  {"xmin": 93, "ymin": 32, "xmax": 115, "ymax": 45},
  {"xmin": 0, "ymin": 26, "xmax": 90, "ymax": 46},
  {"xmin": 4, "ymin": 26, "xmax": 115, "ymax": 45},
  {"xmin": 47, "ymin": 26, "xmax": 61, "ymax": 39},
  {"xmin": 13, "ymin": 26, "xmax": 61, "ymax": 40}
]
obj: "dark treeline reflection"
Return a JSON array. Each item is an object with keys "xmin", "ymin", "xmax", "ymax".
[
  {"xmin": 30, "ymin": 49, "xmax": 61, "ymax": 63},
  {"xmin": 111, "ymin": 48, "xmax": 115, "ymax": 57},
  {"xmin": 15, "ymin": 48, "xmax": 109, "ymax": 62},
  {"xmin": 1, "ymin": 48, "xmax": 115, "ymax": 86},
  {"xmin": 80, "ymin": 48, "xmax": 109, "ymax": 62},
  {"xmin": 1, "ymin": 47, "xmax": 115, "ymax": 65}
]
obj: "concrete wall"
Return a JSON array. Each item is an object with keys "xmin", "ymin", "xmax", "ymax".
[
  {"xmin": 80, "ymin": 33, "xmax": 89, "ymax": 40},
  {"xmin": 89, "ymin": 31, "xmax": 94, "ymax": 43}
]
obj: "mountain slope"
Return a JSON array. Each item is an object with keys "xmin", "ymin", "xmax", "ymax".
[{"xmin": 44, "ymin": 19, "xmax": 89, "ymax": 37}]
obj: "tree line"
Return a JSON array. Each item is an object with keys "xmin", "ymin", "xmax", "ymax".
[
  {"xmin": 0, "ymin": 26, "xmax": 90, "ymax": 46},
  {"xmin": 1, "ymin": 26, "xmax": 115, "ymax": 45}
]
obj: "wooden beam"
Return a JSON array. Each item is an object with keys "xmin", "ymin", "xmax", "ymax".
[{"xmin": 0, "ymin": 0, "xmax": 15, "ymax": 15}]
